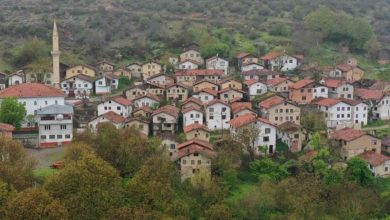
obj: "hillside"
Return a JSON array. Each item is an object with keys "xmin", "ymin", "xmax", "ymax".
[{"xmin": 0, "ymin": 0, "xmax": 389, "ymax": 77}]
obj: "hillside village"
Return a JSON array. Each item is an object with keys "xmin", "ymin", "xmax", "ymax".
[{"xmin": 0, "ymin": 21, "xmax": 388, "ymax": 184}]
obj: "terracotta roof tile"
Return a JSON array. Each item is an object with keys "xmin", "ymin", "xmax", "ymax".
[
  {"xmin": 175, "ymin": 69, "xmax": 224, "ymax": 76},
  {"xmin": 218, "ymin": 87, "xmax": 245, "ymax": 94},
  {"xmin": 0, "ymin": 83, "xmax": 65, "ymax": 98},
  {"xmin": 278, "ymin": 121, "xmax": 300, "ymax": 132},
  {"xmin": 259, "ymin": 96, "xmax": 285, "ymax": 109},
  {"xmin": 196, "ymin": 88, "xmax": 218, "ymax": 97},
  {"xmin": 236, "ymin": 52, "xmax": 251, "ymax": 59},
  {"xmin": 0, "ymin": 123, "xmax": 15, "ymax": 132},
  {"xmin": 113, "ymin": 96, "xmax": 132, "ymax": 106},
  {"xmin": 290, "ymin": 79, "xmax": 314, "ymax": 89},
  {"xmin": 229, "ymin": 113, "xmax": 257, "ymax": 128},
  {"xmin": 355, "ymin": 88, "xmax": 384, "ymax": 100},
  {"xmin": 231, "ymin": 102, "xmax": 252, "ymax": 114},
  {"xmin": 152, "ymin": 105, "xmax": 180, "ymax": 118},
  {"xmin": 261, "ymin": 51, "xmax": 284, "ymax": 60},
  {"xmin": 183, "ymin": 97, "xmax": 203, "ymax": 106},
  {"xmin": 133, "ymin": 105, "xmax": 153, "ymax": 113},
  {"xmin": 183, "ymin": 123, "xmax": 210, "ymax": 133},
  {"xmin": 102, "ymin": 111, "xmax": 125, "ymax": 124},
  {"xmin": 241, "ymin": 69, "xmax": 280, "ymax": 76},
  {"xmin": 323, "ymin": 78, "xmax": 345, "ymax": 88},
  {"xmin": 266, "ymin": 77, "xmax": 289, "ymax": 86},
  {"xmin": 204, "ymin": 99, "xmax": 230, "ymax": 107},
  {"xmin": 132, "ymin": 93, "xmax": 160, "ymax": 102},
  {"xmin": 337, "ymin": 63, "xmax": 353, "ymax": 72},
  {"xmin": 313, "ymin": 98, "xmax": 342, "ymax": 107},
  {"xmin": 193, "ymin": 79, "xmax": 219, "ymax": 86},
  {"xmin": 359, "ymin": 151, "xmax": 390, "ymax": 167},
  {"xmin": 182, "ymin": 106, "xmax": 203, "ymax": 114},
  {"xmin": 244, "ymin": 79, "xmax": 259, "ymax": 86},
  {"xmin": 330, "ymin": 128, "xmax": 366, "ymax": 141}
]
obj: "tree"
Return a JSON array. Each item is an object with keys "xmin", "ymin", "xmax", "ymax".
[
  {"xmin": 25, "ymin": 57, "xmax": 52, "ymax": 83},
  {"xmin": 0, "ymin": 136, "xmax": 36, "ymax": 190},
  {"xmin": 0, "ymin": 97, "xmax": 26, "ymax": 129},
  {"xmin": 4, "ymin": 188, "xmax": 68, "ymax": 220},
  {"xmin": 345, "ymin": 157, "xmax": 374, "ymax": 187},
  {"xmin": 10, "ymin": 38, "xmax": 50, "ymax": 68},
  {"xmin": 233, "ymin": 123, "xmax": 262, "ymax": 162},
  {"xmin": 44, "ymin": 151, "xmax": 124, "ymax": 220},
  {"xmin": 249, "ymin": 158, "xmax": 289, "ymax": 181},
  {"xmin": 204, "ymin": 203, "xmax": 234, "ymax": 220}
]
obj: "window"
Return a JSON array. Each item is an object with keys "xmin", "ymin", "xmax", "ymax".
[
  {"xmin": 222, "ymin": 108, "xmax": 227, "ymax": 112},
  {"xmin": 65, "ymin": 134, "xmax": 71, "ymax": 139},
  {"xmin": 60, "ymin": 125, "xmax": 67, "ymax": 130},
  {"xmin": 191, "ymin": 160, "xmax": 195, "ymax": 165},
  {"xmin": 44, "ymin": 125, "xmax": 51, "ymax": 130},
  {"xmin": 198, "ymin": 160, "xmax": 202, "ymax": 165},
  {"xmin": 170, "ymin": 144, "xmax": 175, "ymax": 149},
  {"xmin": 372, "ymin": 140, "xmax": 377, "ymax": 145},
  {"xmin": 263, "ymin": 136, "xmax": 269, "ymax": 142},
  {"xmin": 182, "ymin": 160, "xmax": 186, "ymax": 164},
  {"xmin": 302, "ymin": 96, "xmax": 306, "ymax": 101},
  {"xmin": 256, "ymin": 89, "xmax": 262, "ymax": 94},
  {"xmin": 34, "ymin": 101, "xmax": 37, "ymax": 105},
  {"xmin": 209, "ymin": 108, "xmax": 214, "ymax": 112},
  {"xmin": 275, "ymin": 116, "xmax": 278, "ymax": 121},
  {"xmin": 49, "ymin": 135, "xmax": 55, "ymax": 139},
  {"xmin": 57, "ymin": 135, "xmax": 62, "ymax": 139},
  {"xmin": 265, "ymin": 128, "xmax": 271, "ymax": 134},
  {"xmin": 117, "ymin": 106, "xmax": 121, "ymax": 110},
  {"xmin": 209, "ymin": 116, "xmax": 214, "ymax": 120},
  {"xmin": 194, "ymin": 153, "xmax": 199, "ymax": 156},
  {"xmin": 40, "ymin": 135, "xmax": 46, "ymax": 140},
  {"xmin": 222, "ymin": 115, "xmax": 226, "ymax": 120},
  {"xmin": 386, "ymin": 167, "xmax": 389, "ymax": 172}
]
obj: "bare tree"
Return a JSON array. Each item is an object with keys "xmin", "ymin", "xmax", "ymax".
[{"xmin": 233, "ymin": 122, "xmax": 262, "ymax": 162}]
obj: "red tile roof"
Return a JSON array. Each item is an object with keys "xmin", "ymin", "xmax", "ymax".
[
  {"xmin": 290, "ymin": 79, "xmax": 314, "ymax": 89},
  {"xmin": 359, "ymin": 151, "xmax": 390, "ymax": 167},
  {"xmin": 231, "ymin": 102, "xmax": 252, "ymax": 114},
  {"xmin": 330, "ymin": 128, "xmax": 366, "ymax": 141},
  {"xmin": 152, "ymin": 105, "xmax": 180, "ymax": 118},
  {"xmin": 113, "ymin": 96, "xmax": 132, "ymax": 106},
  {"xmin": 266, "ymin": 77, "xmax": 289, "ymax": 86},
  {"xmin": 132, "ymin": 93, "xmax": 160, "ymax": 102},
  {"xmin": 313, "ymin": 98, "xmax": 342, "ymax": 107},
  {"xmin": 133, "ymin": 105, "xmax": 153, "ymax": 113},
  {"xmin": 355, "ymin": 88, "xmax": 384, "ymax": 100},
  {"xmin": 183, "ymin": 97, "xmax": 203, "ymax": 106},
  {"xmin": 183, "ymin": 123, "xmax": 210, "ymax": 133},
  {"xmin": 0, "ymin": 123, "xmax": 15, "ymax": 132},
  {"xmin": 229, "ymin": 113, "xmax": 257, "ymax": 128},
  {"xmin": 219, "ymin": 77, "xmax": 241, "ymax": 85},
  {"xmin": 337, "ymin": 63, "xmax": 353, "ymax": 72},
  {"xmin": 259, "ymin": 96, "xmax": 285, "ymax": 109},
  {"xmin": 236, "ymin": 52, "xmax": 251, "ymax": 59},
  {"xmin": 197, "ymin": 88, "xmax": 218, "ymax": 97},
  {"xmin": 241, "ymin": 69, "xmax": 279, "ymax": 76},
  {"xmin": 182, "ymin": 106, "xmax": 203, "ymax": 114},
  {"xmin": 261, "ymin": 51, "xmax": 284, "ymax": 60},
  {"xmin": 175, "ymin": 69, "xmax": 224, "ymax": 76},
  {"xmin": 204, "ymin": 99, "xmax": 230, "ymax": 107},
  {"xmin": 193, "ymin": 79, "xmax": 219, "ymax": 86},
  {"xmin": 278, "ymin": 121, "xmax": 301, "ymax": 132},
  {"xmin": 102, "ymin": 111, "xmax": 125, "ymax": 124},
  {"xmin": 244, "ymin": 79, "xmax": 259, "ymax": 86},
  {"xmin": 218, "ymin": 87, "xmax": 245, "ymax": 94},
  {"xmin": 0, "ymin": 83, "xmax": 65, "ymax": 98},
  {"xmin": 323, "ymin": 78, "xmax": 345, "ymax": 88}
]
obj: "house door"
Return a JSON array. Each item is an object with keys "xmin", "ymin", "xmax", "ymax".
[{"xmin": 269, "ymin": 145, "xmax": 274, "ymax": 154}]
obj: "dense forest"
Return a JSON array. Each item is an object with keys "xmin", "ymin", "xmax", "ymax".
[
  {"xmin": 0, "ymin": 0, "xmax": 389, "ymax": 79},
  {"xmin": 2, "ymin": 124, "xmax": 390, "ymax": 219}
]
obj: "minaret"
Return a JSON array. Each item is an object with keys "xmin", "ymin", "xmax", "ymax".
[{"xmin": 51, "ymin": 21, "xmax": 61, "ymax": 88}]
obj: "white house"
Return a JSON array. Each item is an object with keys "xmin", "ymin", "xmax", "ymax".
[
  {"xmin": 205, "ymin": 100, "xmax": 231, "ymax": 130},
  {"xmin": 359, "ymin": 151, "xmax": 390, "ymax": 177},
  {"xmin": 182, "ymin": 106, "xmax": 204, "ymax": 127},
  {"xmin": 373, "ymin": 93, "xmax": 390, "ymax": 120},
  {"xmin": 261, "ymin": 51, "xmax": 300, "ymax": 71},
  {"xmin": 229, "ymin": 113, "xmax": 277, "ymax": 154},
  {"xmin": 37, "ymin": 104, "xmax": 73, "ymax": 148},
  {"xmin": 313, "ymin": 85, "xmax": 329, "ymax": 99},
  {"xmin": 61, "ymin": 74, "xmax": 94, "ymax": 99},
  {"xmin": 193, "ymin": 88, "xmax": 218, "ymax": 104},
  {"xmin": 241, "ymin": 63, "xmax": 264, "ymax": 72},
  {"xmin": 0, "ymin": 83, "xmax": 66, "ymax": 127},
  {"xmin": 97, "ymin": 96, "xmax": 132, "ymax": 117},
  {"xmin": 132, "ymin": 93, "xmax": 160, "ymax": 108},
  {"xmin": 322, "ymin": 79, "xmax": 354, "ymax": 99},
  {"xmin": 126, "ymin": 63, "xmax": 143, "ymax": 78},
  {"xmin": 151, "ymin": 105, "xmax": 180, "ymax": 135},
  {"xmin": 242, "ymin": 69, "xmax": 280, "ymax": 81},
  {"xmin": 88, "ymin": 111, "xmax": 125, "ymax": 131},
  {"xmin": 177, "ymin": 59, "xmax": 200, "ymax": 70},
  {"xmin": 8, "ymin": 71, "xmax": 24, "ymax": 86},
  {"xmin": 206, "ymin": 55, "xmax": 229, "ymax": 75},
  {"xmin": 95, "ymin": 74, "xmax": 119, "ymax": 95},
  {"xmin": 244, "ymin": 79, "xmax": 268, "ymax": 97},
  {"xmin": 314, "ymin": 98, "xmax": 368, "ymax": 130}
]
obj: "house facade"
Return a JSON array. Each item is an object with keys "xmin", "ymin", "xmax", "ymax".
[
  {"xmin": 142, "ymin": 61, "xmax": 162, "ymax": 80},
  {"xmin": 88, "ymin": 111, "xmax": 125, "ymax": 131},
  {"xmin": 259, "ymin": 96, "xmax": 301, "ymax": 126},
  {"xmin": 206, "ymin": 56, "xmax": 229, "ymax": 75},
  {"xmin": 95, "ymin": 74, "xmax": 119, "ymax": 95},
  {"xmin": 245, "ymin": 80, "xmax": 268, "ymax": 98},
  {"xmin": 193, "ymin": 80, "xmax": 219, "ymax": 93},
  {"xmin": 124, "ymin": 118, "xmax": 150, "ymax": 136},
  {"xmin": 289, "ymin": 79, "xmax": 315, "ymax": 105},
  {"xmin": 66, "ymin": 65, "xmax": 96, "ymax": 79},
  {"xmin": 166, "ymin": 83, "xmax": 189, "ymax": 102},
  {"xmin": 152, "ymin": 105, "xmax": 180, "ymax": 135},
  {"xmin": 97, "ymin": 96, "xmax": 132, "ymax": 117},
  {"xmin": 261, "ymin": 51, "xmax": 300, "ymax": 71},
  {"xmin": 61, "ymin": 74, "xmax": 93, "ymax": 99},
  {"xmin": 266, "ymin": 77, "xmax": 293, "ymax": 93},
  {"xmin": 183, "ymin": 123, "xmax": 210, "ymax": 142},
  {"xmin": 132, "ymin": 94, "xmax": 160, "ymax": 108},
  {"xmin": 182, "ymin": 106, "xmax": 204, "ymax": 127},
  {"xmin": 205, "ymin": 100, "xmax": 231, "ymax": 130}
]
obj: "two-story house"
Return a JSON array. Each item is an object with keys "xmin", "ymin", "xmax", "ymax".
[
  {"xmin": 266, "ymin": 77, "xmax": 293, "ymax": 93},
  {"xmin": 259, "ymin": 96, "xmax": 301, "ymax": 125},
  {"xmin": 205, "ymin": 100, "xmax": 231, "ymax": 130},
  {"xmin": 88, "ymin": 111, "xmax": 125, "ymax": 131},
  {"xmin": 152, "ymin": 105, "xmax": 180, "ymax": 135},
  {"xmin": 124, "ymin": 117, "xmax": 150, "ymax": 137},
  {"xmin": 244, "ymin": 79, "xmax": 268, "ymax": 98},
  {"xmin": 373, "ymin": 92, "xmax": 390, "ymax": 120},
  {"xmin": 61, "ymin": 74, "xmax": 94, "ymax": 99},
  {"xmin": 126, "ymin": 63, "xmax": 143, "ymax": 78},
  {"xmin": 242, "ymin": 69, "xmax": 280, "ymax": 81},
  {"xmin": 193, "ymin": 88, "xmax": 218, "ymax": 104},
  {"xmin": 94, "ymin": 74, "xmax": 119, "ymax": 95},
  {"xmin": 277, "ymin": 121, "xmax": 304, "ymax": 152},
  {"xmin": 132, "ymin": 93, "xmax": 160, "ymax": 108},
  {"xmin": 66, "ymin": 64, "xmax": 96, "ymax": 79},
  {"xmin": 145, "ymin": 74, "xmax": 174, "ymax": 86},
  {"xmin": 322, "ymin": 78, "xmax": 354, "ymax": 99},
  {"xmin": 97, "ymin": 96, "xmax": 132, "ymax": 117},
  {"xmin": 175, "ymin": 69, "xmax": 224, "ymax": 86},
  {"xmin": 261, "ymin": 51, "xmax": 301, "ymax": 72},
  {"xmin": 180, "ymin": 45, "xmax": 204, "ymax": 65},
  {"xmin": 218, "ymin": 88, "xmax": 245, "ymax": 103},
  {"xmin": 193, "ymin": 79, "xmax": 219, "ymax": 93},
  {"xmin": 236, "ymin": 52, "xmax": 258, "ymax": 68},
  {"xmin": 330, "ymin": 128, "xmax": 381, "ymax": 160},
  {"xmin": 231, "ymin": 102, "xmax": 256, "ymax": 118},
  {"xmin": 182, "ymin": 106, "xmax": 204, "ymax": 127},
  {"xmin": 229, "ymin": 113, "xmax": 277, "ymax": 154},
  {"xmin": 166, "ymin": 83, "xmax": 190, "ymax": 102},
  {"xmin": 289, "ymin": 79, "xmax": 315, "ymax": 105},
  {"xmin": 183, "ymin": 123, "xmax": 210, "ymax": 142},
  {"xmin": 177, "ymin": 59, "xmax": 201, "ymax": 70},
  {"xmin": 96, "ymin": 60, "xmax": 115, "ymax": 73},
  {"xmin": 142, "ymin": 61, "xmax": 162, "ymax": 80},
  {"xmin": 206, "ymin": 55, "xmax": 229, "ymax": 75},
  {"xmin": 220, "ymin": 78, "xmax": 242, "ymax": 90},
  {"xmin": 182, "ymin": 97, "xmax": 203, "ymax": 110}
]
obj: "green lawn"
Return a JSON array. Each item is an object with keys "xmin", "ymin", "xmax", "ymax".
[
  {"xmin": 33, "ymin": 167, "xmax": 59, "ymax": 184},
  {"xmin": 364, "ymin": 119, "xmax": 388, "ymax": 128}
]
